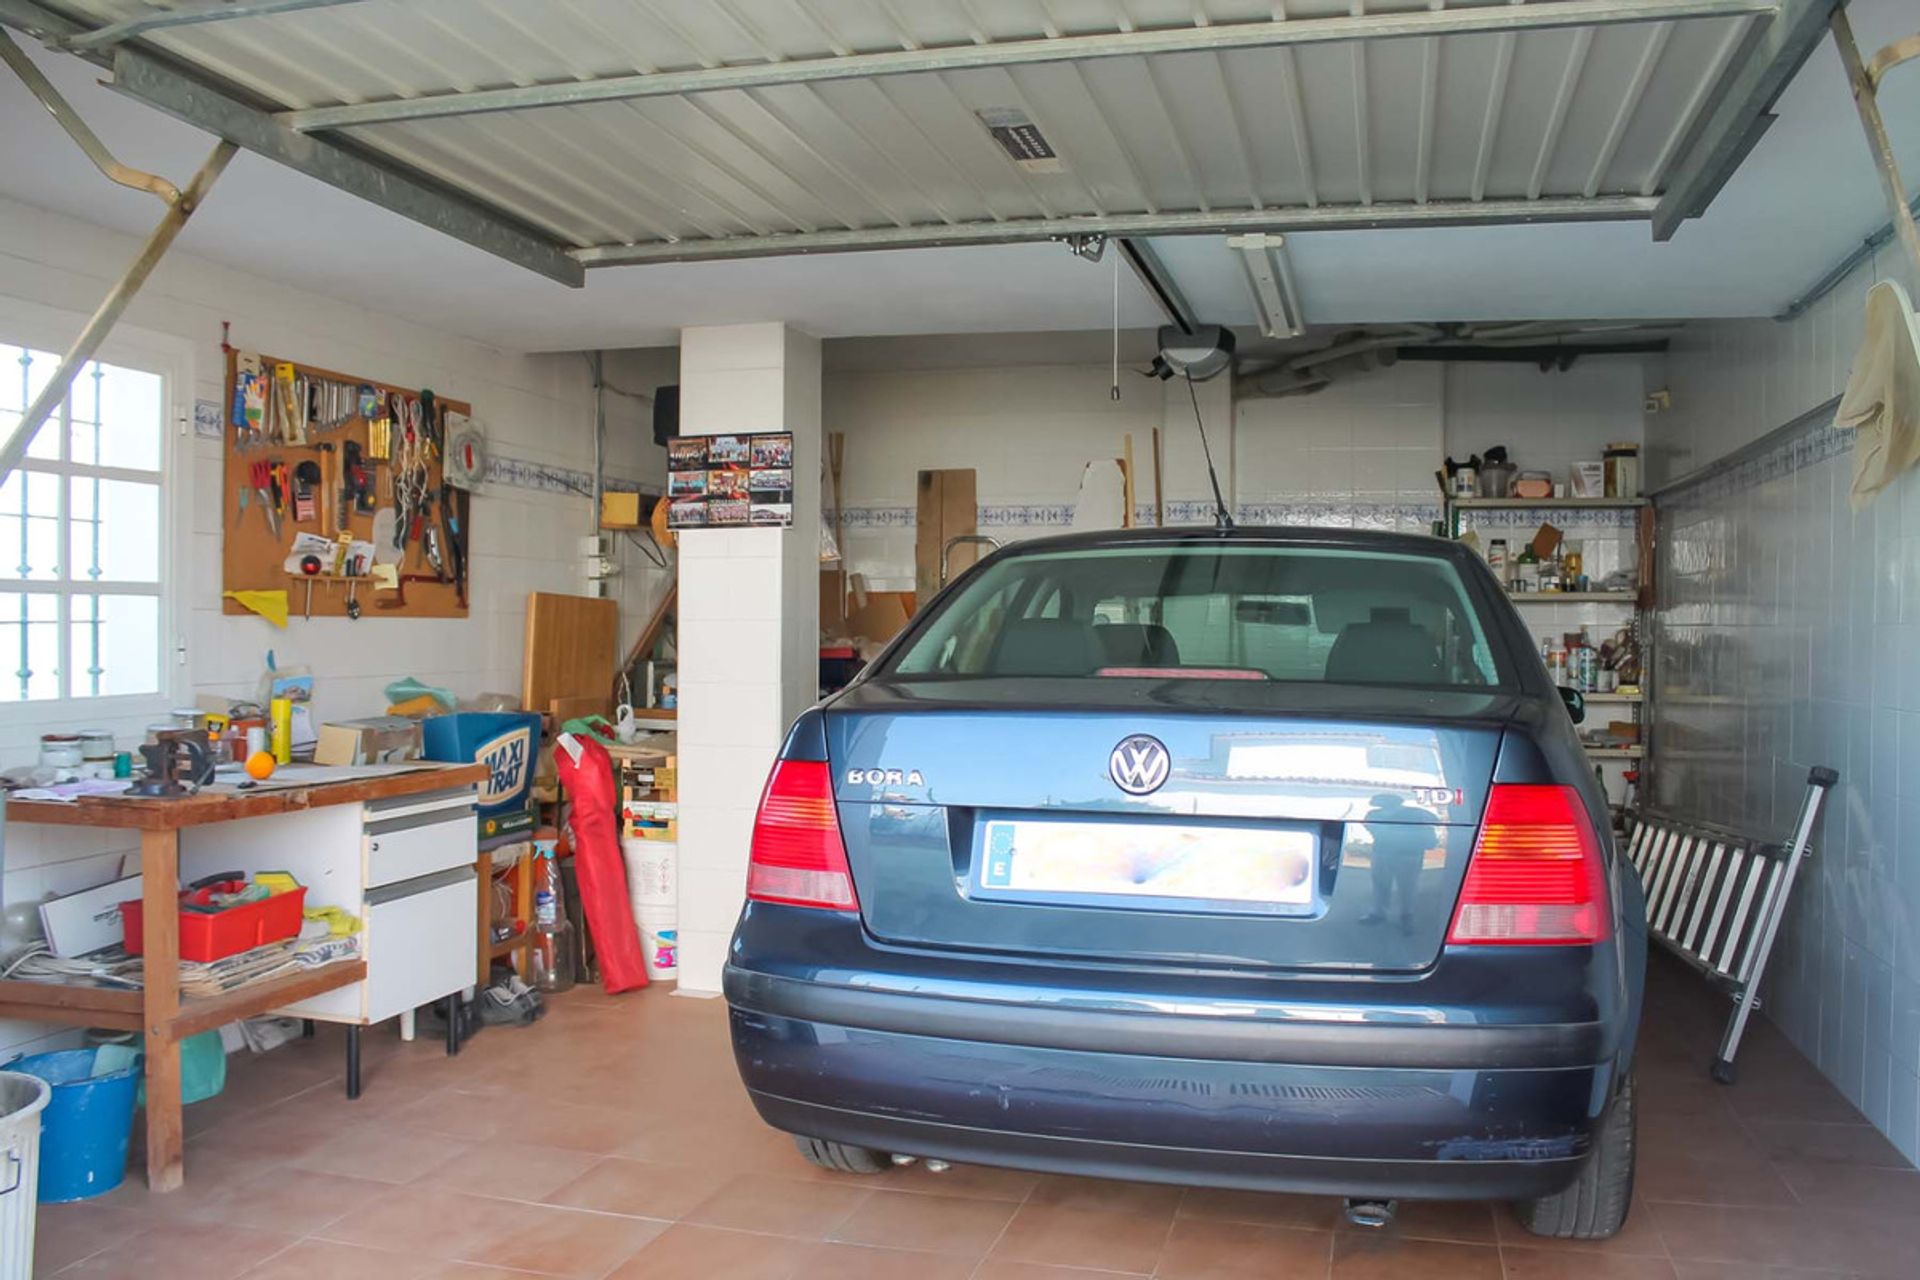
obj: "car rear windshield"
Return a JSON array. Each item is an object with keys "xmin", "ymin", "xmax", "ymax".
[{"xmin": 886, "ymin": 543, "xmax": 1506, "ymax": 689}]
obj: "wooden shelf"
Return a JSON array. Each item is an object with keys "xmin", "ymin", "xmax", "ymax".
[
  {"xmin": 1583, "ymin": 745, "xmax": 1645, "ymax": 759},
  {"xmin": 171, "ymin": 960, "xmax": 367, "ymax": 1041},
  {"xmin": 489, "ymin": 933, "xmax": 530, "ymax": 960},
  {"xmin": 1453, "ymin": 497, "xmax": 1648, "ymax": 510},
  {"xmin": 0, "ymin": 958, "xmax": 366, "ymax": 1042},
  {"xmin": 1583, "ymin": 692, "xmax": 1644, "ymax": 703},
  {"xmin": 1507, "ymin": 592, "xmax": 1639, "ymax": 603}
]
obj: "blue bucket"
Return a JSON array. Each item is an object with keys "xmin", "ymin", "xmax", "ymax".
[{"xmin": 10, "ymin": 1048, "xmax": 138, "ymax": 1203}]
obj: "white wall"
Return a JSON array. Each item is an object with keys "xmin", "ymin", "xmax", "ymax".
[
  {"xmin": 1647, "ymin": 240, "xmax": 1920, "ymax": 1162},
  {"xmin": 823, "ymin": 342, "xmax": 1646, "ymax": 592},
  {"xmin": 0, "ymin": 196, "xmax": 671, "ymax": 1055}
]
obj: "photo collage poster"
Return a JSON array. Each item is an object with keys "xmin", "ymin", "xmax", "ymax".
[{"xmin": 666, "ymin": 432, "xmax": 794, "ymax": 528}]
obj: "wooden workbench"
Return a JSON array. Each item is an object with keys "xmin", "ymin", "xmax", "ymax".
[{"xmin": 0, "ymin": 763, "xmax": 487, "ymax": 1192}]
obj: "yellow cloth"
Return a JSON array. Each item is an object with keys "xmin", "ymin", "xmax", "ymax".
[
  {"xmin": 1835, "ymin": 280, "xmax": 1920, "ymax": 510},
  {"xmin": 224, "ymin": 589, "xmax": 288, "ymax": 628}
]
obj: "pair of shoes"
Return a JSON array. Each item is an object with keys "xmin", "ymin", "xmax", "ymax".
[{"xmin": 480, "ymin": 973, "xmax": 544, "ymax": 1027}]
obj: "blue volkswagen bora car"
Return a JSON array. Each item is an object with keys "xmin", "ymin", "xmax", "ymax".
[{"xmin": 725, "ymin": 527, "xmax": 1647, "ymax": 1239}]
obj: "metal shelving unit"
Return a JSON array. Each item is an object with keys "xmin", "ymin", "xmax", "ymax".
[{"xmin": 1444, "ymin": 491, "xmax": 1652, "ymax": 803}]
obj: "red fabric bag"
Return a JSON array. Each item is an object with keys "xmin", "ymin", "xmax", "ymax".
[{"xmin": 554, "ymin": 732, "xmax": 649, "ymax": 993}]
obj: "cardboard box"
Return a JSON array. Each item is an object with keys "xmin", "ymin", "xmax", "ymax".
[
  {"xmin": 314, "ymin": 715, "xmax": 423, "ymax": 766},
  {"xmin": 601, "ymin": 491, "xmax": 643, "ymax": 529}
]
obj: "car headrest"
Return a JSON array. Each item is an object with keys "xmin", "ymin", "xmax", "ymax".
[
  {"xmin": 991, "ymin": 618, "xmax": 1100, "ymax": 676},
  {"xmin": 1092, "ymin": 623, "xmax": 1182, "ymax": 667},
  {"xmin": 1325, "ymin": 620, "xmax": 1440, "ymax": 684}
]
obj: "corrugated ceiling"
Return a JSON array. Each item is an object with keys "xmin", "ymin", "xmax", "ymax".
[{"xmin": 38, "ymin": 0, "xmax": 1775, "ymax": 266}]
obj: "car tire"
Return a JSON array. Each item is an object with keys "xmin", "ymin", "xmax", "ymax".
[
  {"xmin": 1515, "ymin": 1072, "xmax": 1636, "ymax": 1240},
  {"xmin": 792, "ymin": 1135, "xmax": 890, "ymax": 1174}
]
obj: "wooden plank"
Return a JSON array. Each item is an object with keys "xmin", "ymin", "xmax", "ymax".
[
  {"xmin": 221, "ymin": 348, "xmax": 471, "ymax": 620},
  {"xmin": 620, "ymin": 583, "xmax": 678, "ymax": 675},
  {"xmin": 914, "ymin": 468, "xmax": 979, "ymax": 603},
  {"xmin": 1152, "ymin": 427, "xmax": 1165, "ymax": 526},
  {"xmin": 4, "ymin": 763, "xmax": 486, "ymax": 830},
  {"xmin": 168, "ymin": 959, "xmax": 367, "ymax": 1042},
  {"xmin": 0, "ymin": 982, "xmax": 142, "ymax": 1032},
  {"xmin": 141, "ymin": 828, "xmax": 184, "ymax": 1193},
  {"xmin": 1121, "ymin": 435, "xmax": 1136, "ymax": 529},
  {"xmin": 523, "ymin": 591, "xmax": 619, "ymax": 717}
]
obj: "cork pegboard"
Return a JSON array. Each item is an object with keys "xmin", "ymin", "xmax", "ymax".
[{"xmin": 221, "ymin": 348, "xmax": 471, "ymax": 620}]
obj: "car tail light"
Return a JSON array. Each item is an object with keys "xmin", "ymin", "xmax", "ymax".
[
  {"xmin": 1448, "ymin": 784, "xmax": 1609, "ymax": 945},
  {"xmin": 747, "ymin": 759, "xmax": 858, "ymax": 910}
]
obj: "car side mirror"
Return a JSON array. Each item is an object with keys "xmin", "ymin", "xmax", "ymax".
[{"xmin": 1558, "ymin": 686, "xmax": 1586, "ymax": 725}]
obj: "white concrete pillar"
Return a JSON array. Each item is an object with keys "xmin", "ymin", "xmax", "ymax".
[{"xmin": 672, "ymin": 323, "xmax": 822, "ymax": 994}]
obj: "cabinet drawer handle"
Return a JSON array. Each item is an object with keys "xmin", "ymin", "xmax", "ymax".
[{"xmin": 370, "ymin": 840, "xmax": 380, "ymax": 852}]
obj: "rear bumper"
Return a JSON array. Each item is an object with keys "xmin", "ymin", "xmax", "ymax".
[{"xmin": 726, "ymin": 967, "xmax": 1617, "ymax": 1202}]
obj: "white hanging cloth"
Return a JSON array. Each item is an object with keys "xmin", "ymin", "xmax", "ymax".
[{"xmin": 1835, "ymin": 279, "xmax": 1920, "ymax": 510}]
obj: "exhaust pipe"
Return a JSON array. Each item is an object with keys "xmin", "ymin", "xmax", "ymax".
[{"xmin": 1343, "ymin": 1198, "xmax": 1397, "ymax": 1229}]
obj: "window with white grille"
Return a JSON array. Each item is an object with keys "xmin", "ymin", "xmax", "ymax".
[{"xmin": 2, "ymin": 344, "xmax": 168, "ymax": 703}]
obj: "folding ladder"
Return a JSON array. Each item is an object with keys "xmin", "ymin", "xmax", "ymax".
[{"xmin": 1624, "ymin": 767, "xmax": 1838, "ymax": 1084}]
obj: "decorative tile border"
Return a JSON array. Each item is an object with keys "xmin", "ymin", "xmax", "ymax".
[
  {"xmin": 836, "ymin": 499, "xmax": 1444, "ymax": 532},
  {"xmin": 1656, "ymin": 395, "xmax": 1848, "ymax": 511},
  {"xmin": 1454, "ymin": 507, "xmax": 1639, "ymax": 529},
  {"xmin": 479, "ymin": 453, "xmax": 649, "ymax": 498}
]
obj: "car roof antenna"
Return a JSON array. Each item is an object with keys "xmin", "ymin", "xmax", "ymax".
[{"xmin": 1148, "ymin": 324, "xmax": 1235, "ymax": 530}]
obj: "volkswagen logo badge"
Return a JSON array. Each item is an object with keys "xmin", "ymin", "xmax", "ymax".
[{"xmin": 1108, "ymin": 734, "xmax": 1171, "ymax": 796}]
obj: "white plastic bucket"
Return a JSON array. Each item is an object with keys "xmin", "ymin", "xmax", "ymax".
[
  {"xmin": 0, "ymin": 1071, "xmax": 51, "ymax": 1280},
  {"xmin": 635, "ymin": 906, "xmax": 678, "ymax": 982},
  {"xmin": 621, "ymin": 838, "xmax": 677, "ymax": 908}
]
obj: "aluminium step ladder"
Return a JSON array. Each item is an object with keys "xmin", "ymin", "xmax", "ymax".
[{"xmin": 1624, "ymin": 767, "xmax": 1838, "ymax": 1084}]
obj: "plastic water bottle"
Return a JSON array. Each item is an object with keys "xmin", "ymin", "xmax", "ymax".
[{"xmin": 527, "ymin": 849, "xmax": 577, "ymax": 994}]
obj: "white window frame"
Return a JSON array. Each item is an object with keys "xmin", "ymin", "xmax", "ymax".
[{"xmin": 1, "ymin": 296, "xmax": 194, "ymax": 731}]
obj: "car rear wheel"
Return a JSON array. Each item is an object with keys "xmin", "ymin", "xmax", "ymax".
[
  {"xmin": 792, "ymin": 1135, "xmax": 890, "ymax": 1174},
  {"xmin": 1514, "ymin": 1072, "xmax": 1636, "ymax": 1239}
]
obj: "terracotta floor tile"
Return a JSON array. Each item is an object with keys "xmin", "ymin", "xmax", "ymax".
[
  {"xmin": 1329, "ymin": 1234, "xmax": 1502, "ymax": 1280},
  {"xmin": 989, "ymin": 1204, "xmax": 1175, "ymax": 1275},
  {"xmin": 684, "ymin": 1171, "xmax": 873, "ymax": 1239},
  {"xmin": 1339, "ymin": 1199, "xmax": 1497, "ymax": 1245},
  {"xmin": 288, "ymin": 1120, "xmax": 475, "ymax": 1184},
  {"xmin": 1645, "ymin": 1202, "xmax": 1834, "ymax": 1271},
  {"xmin": 414, "ymin": 1138, "xmax": 601, "ymax": 1201},
  {"xmin": 1177, "ymin": 1187, "xmax": 1344, "ymax": 1232},
  {"xmin": 841, "ymin": 1160, "xmax": 1038, "ymax": 1202},
  {"xmin": 418, "ymin": 1267, "xmax": 557, "ymax": 1280},
  {"xmin": 54, "ymin": 1223, "xmax": 297, "ymax": 1280},
  {"xmin": 233, "ymin": 1239, "xmax": 441, "ymax": 1280},
  {"xmin": 510, "ymin": 1098, "xmax": 655, "ymax": 1155},
  {"xmin": 314, "ymin": 1185, "xmax": 521, "ymax": 1257},
  {"xmin": 827, "ymin": 1188, "xmax": 1018, "ymax": 1255},
  {"xmin": 971, "ymin": 1263, "xmax": 1149, "ymax": 1280},
  {"xmin": 606, "ymin": 1224, "xmax": 803, "ymax": 1280},
  {"xmin": 542, "ymin": 1157, "xmax": 734, "ymax": 1220},
  {"xmin": 789, "ymin": 1241, "xmax": 981, "ymax": 1279},
  {"xmin": 1155, "ymin": 1216, "xmax": 1335, "ymax": 1278},
  {"xmin": 1744, "ymin": 1120, "xmax": 1912, "ymax": 1169},
  {"xmin": 455, "ymin": 1202, "xmax": 668, "ymax": 1277},
  {"xmin": 1024, "ymin": 1173, "xmax": 1184, "ymax": 1215},
  {"xmin": 1668, "ymin": 1264, "xmax": 1866, "ymax": 1280},
  {"xmin": 616, "ymin": 1114, "xmax": 798, "ymax": 1170},
  {"xmin": 1773, "ymin": 1160, "xmax": 1920, "ymax": 1214},
  {"xmin": 181, "ymin": 1169, "xmax": 386, "ymax": 1235},
  {"xmin": 1497, "ymin": 1248, "xmax": 1680, "ymax": 1279},
  {"xmin": 26, "ymin": 1203, "xmax": 151, "ymax": 1274},
  {"xmin": 387, "ymin": 1088, "xmax": 516, "ymax": 1144}
]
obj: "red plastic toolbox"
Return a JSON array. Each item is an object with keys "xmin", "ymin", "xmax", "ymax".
[{"xmin": 119, "ymin": 881, "xmax": 308, "ymax": 962}]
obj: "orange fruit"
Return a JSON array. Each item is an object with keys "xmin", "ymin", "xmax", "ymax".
[{"xmin": 245, "ymin": 751, "xmax": 277, "ymax": 780}]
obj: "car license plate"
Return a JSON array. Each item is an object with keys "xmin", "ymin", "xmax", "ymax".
[{"xmin": 974, "ymin": 817, "xmax": 1316, "ymax": 915}]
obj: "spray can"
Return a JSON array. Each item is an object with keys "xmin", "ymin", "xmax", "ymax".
[{"xmin": 269, "ymin": 697, "xmax": 293, "ymax": 765}]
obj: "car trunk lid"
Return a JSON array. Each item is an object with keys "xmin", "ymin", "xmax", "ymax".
[{"xmin": 824, "ymin": 677, "xmax": 1514, "ymax": 973}]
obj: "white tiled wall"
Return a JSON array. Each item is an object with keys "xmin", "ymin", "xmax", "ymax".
[
  {"xmin": 825, "ymin": 352, "xmax": 1647, "ymax": 589},
  {"xmin": 673, "ymin": 325, "xmax": 822, "ymax": 994},
  {"xmin": 1649, "ymin": 240, "xmax": 1920, "ymax": 1163},
  {"xmin": 0, "ymin": 197, "xmax": 671, "ymax": 1054}
]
